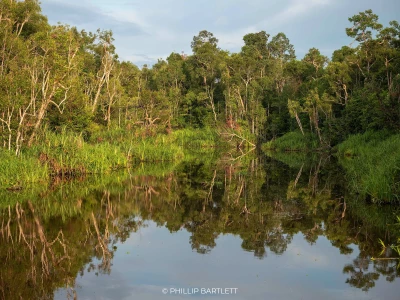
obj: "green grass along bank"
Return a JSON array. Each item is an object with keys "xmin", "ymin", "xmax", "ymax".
[
  {"xmin": 262, "ymin": 130, "xmax": 400, "ymax": 203},
  {"xmin": 1, "ymin": 127, "xmax": 227, "ymax": 189}
]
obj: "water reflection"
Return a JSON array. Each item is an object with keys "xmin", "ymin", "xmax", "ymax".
[{"xmin": 0, "ymin": 153, "xmax": 399, "ymax": 299}]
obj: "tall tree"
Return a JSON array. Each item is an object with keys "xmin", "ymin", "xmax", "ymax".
[{"xmin": 190, "ymin": 30, "xmax": 224, "ymax": 123}]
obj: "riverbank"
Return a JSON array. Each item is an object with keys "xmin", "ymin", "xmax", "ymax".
[
  {"xmin": 1, "ymin": 155, "xmax": 399, "ymax": 299},
  {"xmin": 262, "ymin": 130, "xmax": 400, "ymax": 203},
  {"xmin": 337, "ymin": 131, "xmax": 400, "ymax": 203},
  {"xmin": 1, "ymin": 127, "xmax": 227, "ymax": 190},
  {"xmin": 261, "ymin": 131, "xmax": 321, "ymax": 152}
]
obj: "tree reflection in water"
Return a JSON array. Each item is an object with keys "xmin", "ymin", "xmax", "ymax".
[{"xmin": 0, "ymin": 154, "xmax": 399, "ymax": 298}]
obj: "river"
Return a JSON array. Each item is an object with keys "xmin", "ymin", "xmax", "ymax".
[{"xmin": 1, "ymin": 153, "xmax": 399, "ymax": 299}]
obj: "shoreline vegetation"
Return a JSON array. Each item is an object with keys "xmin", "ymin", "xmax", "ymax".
[
  {"xmin": 1, "ymin": 127, "xmax": 241, "ymax": 189},
  {"xmin": 0, "ymin": 2, "xmax": 399, "ymax": 204},
  {"xmin": 336, "ymin": 132, "xmax": 400, "ymax": 203},
  {"xmin": 261, "ymin": 130, "xmax": 400, "ymax": 203},
  {"xmin": 1, "ymin": 155, "xmax": 399, "ymax": 298}
]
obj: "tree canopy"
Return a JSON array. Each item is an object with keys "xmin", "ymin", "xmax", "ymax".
[{"xmin": 0, "ymin": 2, "xmax": 399, "ymax": 153}]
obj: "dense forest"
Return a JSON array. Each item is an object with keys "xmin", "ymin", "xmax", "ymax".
[
  {"xmin": 0, "ymin": 0, "xmax": 399, "ymax": 201},
  {"xmin": 0, "ymin": 0, "xmax": 399, "ymax": 149},
  {"xmin": 2, "ymin": 2, "xmax": 400, "ymax": 298}
]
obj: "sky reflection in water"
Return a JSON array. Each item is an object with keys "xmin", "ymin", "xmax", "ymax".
[{"xmin": 55, "ymin": 220, "xmax": 398, "ymax": 300}]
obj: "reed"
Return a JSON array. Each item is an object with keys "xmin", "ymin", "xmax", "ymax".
[
  {"xmin": 1, "ymin": 127, "xmax": 225, "ymax": 189},
  {"xmin": 0, "ymin": 149, "xmax": 48, "ymax": 187},
  {"xmin": 128, "ymin": 136, "xmax": 185, "ymax": 162},
  {"xmin": 171, "ymin": 127, "xmax": 220, "ymax": 149},
  {"xmin": 262, "ymin": 131, "xmax": 319, "ymax": 152},
  {"xmin": 337, "ymin": 131, "xmax": 400, "ymax": 203},
  {"xmin": 33, "ymin": 129, "xmax": 128, "ymax": 175}
]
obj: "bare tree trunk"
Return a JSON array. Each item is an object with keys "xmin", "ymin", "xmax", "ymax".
[
  {"xmin": 92, "ymin": 47, "xmax": 114, "ymax": 113},
  {"xmin": 0, "ymin": 108, "xmax": 13, "ymax": 150},
  {"xmin": 28, "ymin": 97, "xmax": 50, "ymax": 147},
  {"xmin": 92, "ymin": 73, "xmax": 107, "ymax": 113},
  {"xmin": 314, "ymin": 110, "xmax": 322, "ymax": 143},
  {"xmin": 295, "ymin": 112, "xmax": 304, "ymax": 135},
  {"xmin": 205, "ymin": 78, "xmax": 217, "ymax": 123},
  {"xmin": 28, "ymin": 71, "xmax": 58, "ymax": 147}
]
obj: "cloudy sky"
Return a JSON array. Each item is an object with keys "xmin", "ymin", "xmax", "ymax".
[{"xmin": 40, "ymin": 0, "xmax": 400, "ymax": 67}]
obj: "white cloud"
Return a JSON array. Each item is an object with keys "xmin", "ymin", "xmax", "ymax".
[
  {"xmin": 215, "ymin": 0, "xmax": 331, "ymax": 53},
  {"xmin": 215, "ymin": 26, "xmax": 257, "ymax": 51},
  {"xmin": 255, "ymin": 0, "xmax": 332, "ymax": 30},
  {"xmin": 125, "ymin": 54, "xmax": 167, "ymax": 65},
  {"xmin": 40, "ymin": 0, "xmax": 399, "ymax": 66}
]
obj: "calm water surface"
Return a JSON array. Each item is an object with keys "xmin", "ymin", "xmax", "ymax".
[{"xmin": 1, "ymin": 154, "xmax": 399, "ymax": 299}]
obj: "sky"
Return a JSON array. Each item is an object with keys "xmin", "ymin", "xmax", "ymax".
[{"xmin": 40, "ymin": 0, "xmax": 400, "ymax": 67}]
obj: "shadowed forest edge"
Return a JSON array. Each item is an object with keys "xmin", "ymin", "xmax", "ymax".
[{"xmin": 1, "ymin": 1, "xmax": 399, "ymax": 204}]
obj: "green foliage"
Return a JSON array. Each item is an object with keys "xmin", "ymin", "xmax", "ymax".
[
  {"xmin": 0, "ymin": 3, "xmax": 399, "ymax": 204},
  {"xmin": 391, "ymin": 216, "xmax": 400, "ymax": 256},
  {"xmin": 0, "ymin": 148, "xmax": 48, "ymax": 187},
  {"xmin": 2, "ymin": 4, "xmax": 400, "ymax": 298},
  {"xmin": 34, "ymin": 129, "xmax": 128, "ymax": 174},
  {"xmin": 262, "ymin": 131, "xmax": 319, "ymax": 152},
  {"xmin": 346, "ymin": 9, "xmax": 383, "ymax": 43},
  {"xmin": 337, "ymin": 131, "xmax": 400, "ymax": 202},
  {"xmin": 128, "ymin": 136, "xmax": 184, "ymax": 162},
  {"xmin": 1, "ymin": 145, "xmax": 400, "ymax": 298},
  {"xmin": 263, "ymin": 150, "xmax": 321, "ymax": 169},
  {"xmin": 341, "ymin": 86, "xmax": 386, "ymax": 134},
  {"xmin": 172, "ymin": 127, "xmax": 220, "ymax": 149},
  {"xmin": 0, "ymin": 127, "xmax": 227, "ymax": 188}
]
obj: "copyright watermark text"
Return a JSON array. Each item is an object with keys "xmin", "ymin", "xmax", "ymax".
[{"xmin": 162, "ymin": 288, "xmax": 238, "ymax": 295}]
